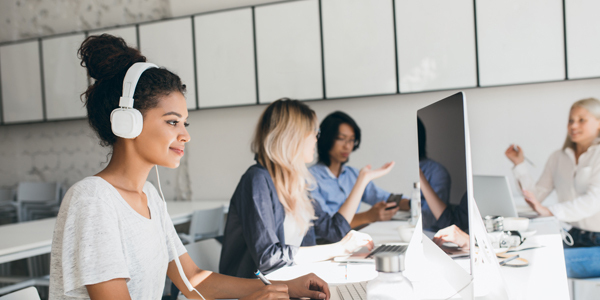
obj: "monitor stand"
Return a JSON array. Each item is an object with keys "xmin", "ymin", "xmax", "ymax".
[{"xmin": 404, "ymin": 204, "xmax": 511, "ymax": 300}]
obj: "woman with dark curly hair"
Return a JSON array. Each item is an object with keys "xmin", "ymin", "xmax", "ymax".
[{"xmin": 48, "ymin": 34, "xmax": 329, "ymax": 300}]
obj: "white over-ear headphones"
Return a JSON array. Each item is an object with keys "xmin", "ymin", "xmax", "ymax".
[{"xmin": 110, "ymin": 62, "xmax": 158, "ymax": 139}]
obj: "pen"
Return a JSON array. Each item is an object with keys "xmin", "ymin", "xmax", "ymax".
[
  {"xmin": 512, "ymin": 144, "xmax": 535, "ymax": 167},
  {"xmin": 499, "ymin": 254, "xmax": 520, "ymax": 266},
  {"xmin": 254, "ymin": 269, "xmax": 272, "ymax": 285}
]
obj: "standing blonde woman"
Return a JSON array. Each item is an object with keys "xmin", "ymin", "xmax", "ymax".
[
  {"xmin": 505, "ymin": 98, "xmax": 600, "ymax": 278},
  {"xmin": 220, "ymin": 99, "xmax": 387, "ymax": 279}
]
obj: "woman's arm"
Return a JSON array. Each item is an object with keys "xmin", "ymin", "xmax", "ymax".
[
  {"xmin": 508, "ymin": 146, "xmax": 557, "ymax": 202},
  {"xmin": 86, "ymin": 279, "xmax": 131, "ymax": 300},
  {"xmin": 337, "ymin": 162, "xmax": 395, "ymax": 224},
  {"xmin": 168, "ymin": 254, "xmax": 330, "ymax": 300},
  {"xmin": 294, "ymin": 230, "xmax": 374, "ymax": 265},
  {"xmin": 420, "ymin": 169, "xmax": 447, "ymax": 220}
]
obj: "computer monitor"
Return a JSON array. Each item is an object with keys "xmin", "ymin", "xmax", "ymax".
[
  {"xmin": 413, "ymin": 92, "xmax": 510, "ymax": 300},
  {"xmin": 416, "ymin": 91, "xmax": 473, "ymax": 274}
]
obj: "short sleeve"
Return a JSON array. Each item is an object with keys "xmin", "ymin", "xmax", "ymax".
[{"xmin": 60, "ymin": 196, "xmax": 130, "ymax": 297}]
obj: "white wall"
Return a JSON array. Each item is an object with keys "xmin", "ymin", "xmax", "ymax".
[
  {"xmin": 185, "ymin": 78, "xmax": 600, "ymax": 204},
  {"xmin": 1, "ymin": 0, "xmax": 598, "ymax": 205}
]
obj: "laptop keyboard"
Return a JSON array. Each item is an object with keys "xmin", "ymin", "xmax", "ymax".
[
  {"xmin": 337, "ymin": 281, "xmax": 368, "ymax": 300},
  {"xmin": 365, "ymin": 244, "xmax": 408, "ymax": 259}
]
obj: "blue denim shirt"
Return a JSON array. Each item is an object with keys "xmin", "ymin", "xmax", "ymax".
[
  {"xmin": 219, "ymin": 164, "xmax": 351, "ymax": 278},
  {"xmin": 420, "ymin": 158, "xmax": 452, "ymax": 231},
  {"xmin": 309, "ymin": 163, "xmax": 391, "ymax": 216}
]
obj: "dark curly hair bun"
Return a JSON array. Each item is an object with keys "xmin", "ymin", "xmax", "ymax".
[
  {"xmin": 78, "ymin": 34, "xmax": 186, "ymax": 147},
  {"xmin": 78, "ymin": 34, "xmax": 146, "ymax": 82}
]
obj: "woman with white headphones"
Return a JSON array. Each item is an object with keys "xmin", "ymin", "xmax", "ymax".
[{"xmin": 48, "ymin": 34, "xmax": 330, "ymax": 300}]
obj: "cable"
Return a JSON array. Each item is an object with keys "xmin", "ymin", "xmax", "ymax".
[{"xmin": 156, "ymin": 165, "xmax": 206, "ymax": 300}]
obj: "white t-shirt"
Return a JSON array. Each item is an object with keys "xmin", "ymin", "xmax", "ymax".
[
  {"xmin": 513, "ymin": 141, "xmax": 600, "ymax": 232},
  {"xmin": 49, "ymin": 176, "xmax": 187, "ymax": 300}
]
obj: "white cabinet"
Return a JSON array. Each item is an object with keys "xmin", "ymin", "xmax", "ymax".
[
  {"xmin": 396, "ymin": 0, "xmax": 477, "ymax": 93},
  {"xmin": 476, "ymin": 0, "xmax": 565, "ymax": 86},
  {"xmin": 194, "ymin": 9, "xmax": 256, "ymax": 108},
  {"xmin": 321, "ymin": 0, "xmax": 397, "ymax": 98},
  {"xmin": 0, "ymin": 40, "xmax": 44, "ymax": 123},
  {"xmin": 255, "ymin": 0, "xmax": 323, "ymax": 103},
  {"xmin": 565, "ymin": 0, "xmax": 600, "ymax": 79},
  {"xmin": 139, "ymin": 18, "xmax": 197, "ymax": 109},
  {"xmin": 42, "ymin": 33, "xmax": 88, "ymax": 120},
  {"xmin": 88, "ymin": 26, "xmax": 138, "ymax": 49}
]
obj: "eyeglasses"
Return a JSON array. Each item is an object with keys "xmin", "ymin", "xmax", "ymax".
[{"xmin": 335, "ymin": 137, "xmax": 357, "ymax": 146}]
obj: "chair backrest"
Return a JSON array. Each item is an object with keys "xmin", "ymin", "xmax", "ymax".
[
  {"xmin": 188, "ymin": 205, "xmax": 226, "ymax": 240},
  {"xmin": 0, "ymin": 188, "xmax": 13, "ymax": 202},
  {"xmin": 0, "ymin": 287, "xmax": 40, "ymax": 300},
  {"xmin": 185, "ymin": 239, "xmax": 222, "ymax": 273},
  {"xmin": 16, "ymin": 182, "xmax": 61, "ymax": 204}
]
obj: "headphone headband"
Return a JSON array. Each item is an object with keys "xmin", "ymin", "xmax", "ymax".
[{"xmin": 119, "ymin": 62, "xmax": 158, "ymax": 108}]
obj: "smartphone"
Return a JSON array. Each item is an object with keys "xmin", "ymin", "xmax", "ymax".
[{"xmin": 385, "ymin": 194, "xmax": 402, "ymax": 210}]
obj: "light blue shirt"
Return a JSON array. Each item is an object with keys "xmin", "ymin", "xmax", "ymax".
[{"xmin": 309, "ymin": 162, "xmax": 391, "ymax": 216}]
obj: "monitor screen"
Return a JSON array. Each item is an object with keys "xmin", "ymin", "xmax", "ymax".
[{"xmin": 417, "ymin": 91, "xmax": 471, "ymax": 272}]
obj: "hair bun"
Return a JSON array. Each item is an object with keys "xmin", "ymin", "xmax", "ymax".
[{"xmin": 78, "ymin": 34, "xmax": 146, "ymax": 81}]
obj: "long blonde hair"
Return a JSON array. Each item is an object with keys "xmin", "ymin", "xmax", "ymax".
[
  {"xmin": 252, "ymin": 99, "xmax": 317, "ymax": 234},
  {"xmin": 563, "ymin": 98, "xmax": 600, "ymax": 151}
]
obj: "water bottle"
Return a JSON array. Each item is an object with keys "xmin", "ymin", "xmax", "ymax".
[
  {"xmin": 409, "ymin": 182, "xmax": 421, "ymax": 226},
  {"xmin": 367, "ymin": 252, "xmax": 416, "ymax": 300}
]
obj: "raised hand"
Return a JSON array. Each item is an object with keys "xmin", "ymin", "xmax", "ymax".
[
  {"xmin": 505, "ymin": 144, "xmax": 525, "ymax": 166},
  {"xmin": 359, "ymin": 161, "xmax": 395, "ymax": 182}
]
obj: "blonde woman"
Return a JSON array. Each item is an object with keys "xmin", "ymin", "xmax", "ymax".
[
  {"xmin": 505, "ymin": 98, "xmax": 600, "ymax": 278},
  {"xmin": 220, "ymin": 99, "xmax": 389, "ymax": 279}
]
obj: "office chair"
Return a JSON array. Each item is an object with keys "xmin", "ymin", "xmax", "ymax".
[{"xmin": 178, "ymin": 206, "xmax": 226, "ymax": 244}]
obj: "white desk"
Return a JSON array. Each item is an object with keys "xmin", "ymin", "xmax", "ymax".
[
  {"xmin": 267, "ymin": 218, "xmax": 569, "ymax": 300},
  {"xmin": 167, "ymin": 200, "xmax": 229, "ymax": 226}
]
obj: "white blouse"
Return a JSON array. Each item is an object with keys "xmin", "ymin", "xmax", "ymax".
[{"xmin": 513, "ymin": 141, "xmax": 600, "ymax": 232}]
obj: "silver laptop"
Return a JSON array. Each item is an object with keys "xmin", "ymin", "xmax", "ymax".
[{"xmin": 473, "ymin": 175, "xmax": 518, "ymax": 218}]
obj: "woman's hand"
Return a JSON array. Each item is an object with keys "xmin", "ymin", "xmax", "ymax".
[
  {"xmin": 366, "ymin": 201, "xmax": 400, "ymax": 222},
  {"xmin": 433, "ymin": 225, "xmax": 470, "ymax": 249},
  {"xmin": 523, "ymin": 190, "xmax": 553, "ymax": 217},
  {"xmin": 282, "ymin": 273, "xmax": 330, "ymax": 300},
  {"xmin": 505, "ymin": 144, "xmax": 525, "ymax": 166},
  {"xmin": 239, "ymin": 284, "xmax": 289, "ymax": 300},
  {"xmin": 359, "ymin": 161, "xmax": 395, "ymax": 183},
  {"xmin": 338, "ymin": 230, "xmax": 374, "ymax": 255}
]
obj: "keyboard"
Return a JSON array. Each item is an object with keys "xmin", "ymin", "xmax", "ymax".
[
  {"xmin": 337, "ymin": 281, "xmax": 368, "ymax": 300},
  {"xmin": 365, "ymin": 244, "xmax": 408, "ymax": 259}
]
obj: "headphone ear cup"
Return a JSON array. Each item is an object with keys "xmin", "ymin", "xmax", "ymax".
[{"xmin": 110, "ymin": 108, "xmax": 143, "ymax": 139}]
